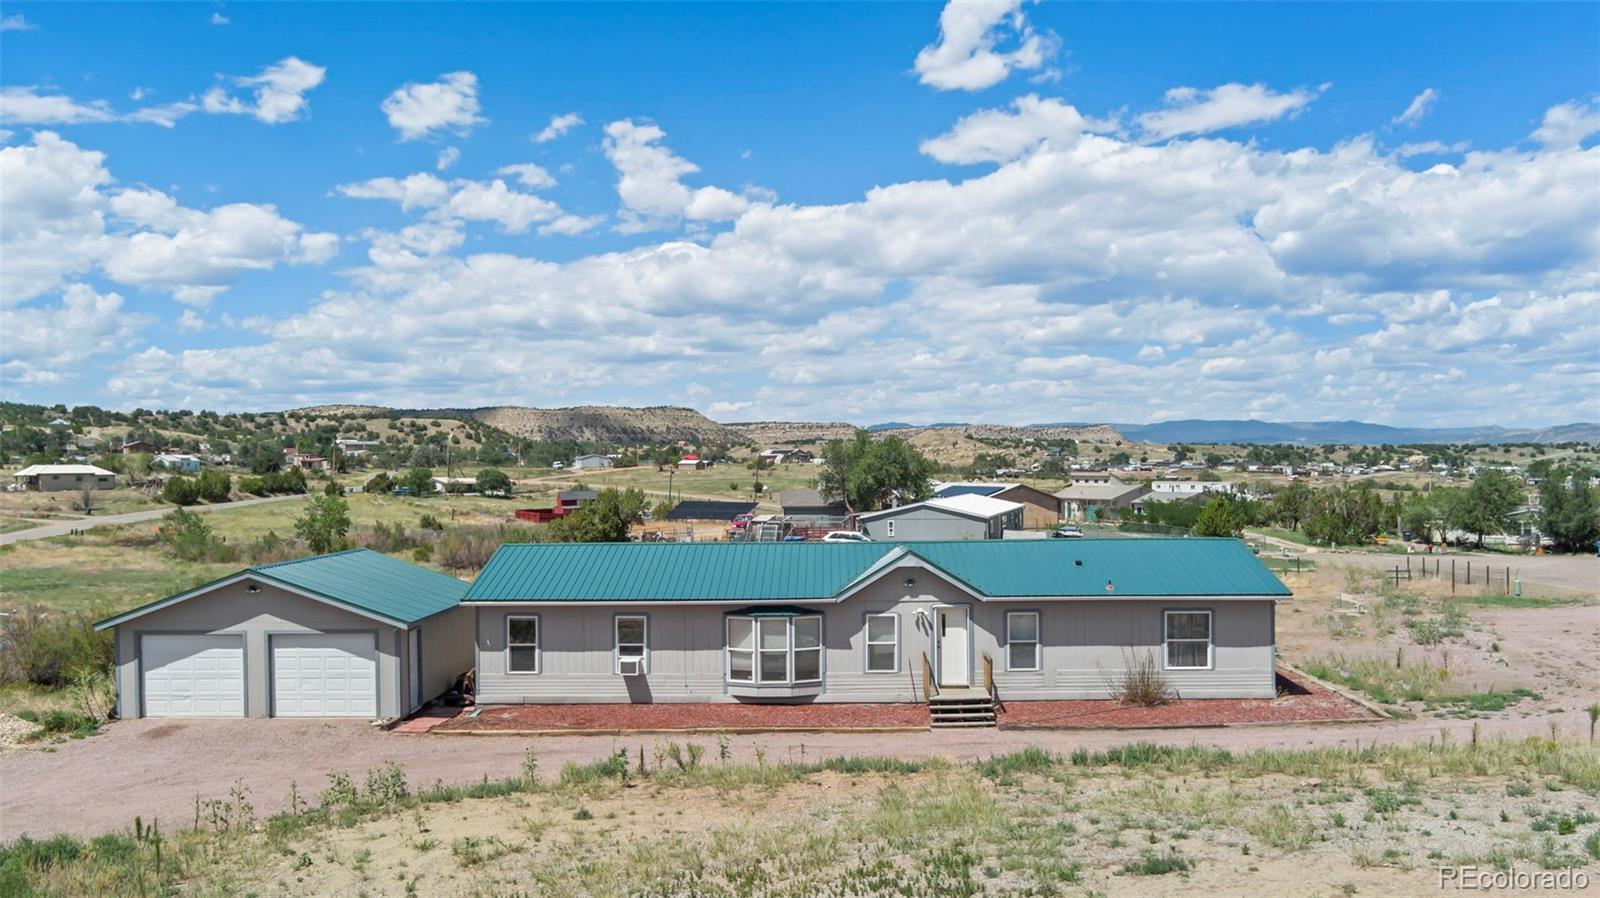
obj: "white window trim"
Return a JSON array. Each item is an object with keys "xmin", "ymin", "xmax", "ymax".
[
  {"xmin": 1163, "ymin": 609, "xmax": 1213, "ymax": 671},
  {"xmin": 1005, "ymin": 611, "xmax": 1040, "ymax": 672},
  {"xmin": 725, "ymin": 615, "xmax": 823, "ymax": 686},
  {"xmin": 615, "ymin": 614, "xmax": 648, "ymax": 675},
  {"xmin": 506, "ymin": 614, "xmax": 540, "ymax": 675},
  {"xmin": 864, "ymin": 612, "xmax": 900, "ymax": 674}
]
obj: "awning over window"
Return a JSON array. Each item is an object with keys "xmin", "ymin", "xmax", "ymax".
[{"xmin": 725, "ymin": 605, "xmax": 821, "ymax": 618}]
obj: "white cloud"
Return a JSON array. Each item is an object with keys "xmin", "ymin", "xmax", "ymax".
[
  {"xmin": 492, "ymin": 163, "xmax": 555, "ymax": 189},
  {"xmin": 1396, "ymin": 140, "xmax": 1468, "ymax": 158},
  {"xmin": 202, "ymin": 56, "xmax": 326, "ymax": 124},
  {"xmin": 533, "ymin": 112, "xmax": 583, "ymax": 143},
  {"xmin": 436, "ymin": 146, "xmax": 460, "ymax": 171},
  {"xmin": 210, "ymin": 12, "xmax": 230, "ymax": 25},
  {"xmin": 0, "ymin": 13, "xmax": 35, "ymax": 31},
  {"xmin": 0, "ymin": 131, "xmax": 338, "ymax": 305},
  {"xmin": 381, "ymin": 71, "xmax": 484, "ymax": 141},
  {"xmin": 0, "ymin": 86, "xmax": 197, "ymax": 128},
  {"xmin": 602, "ymin": 119, "xmax": 756, "ymax": 231},
  {"xmin": 0, "ymin": 284, "xmax": 151, "ymax": 384},
  {"xmin": 914, "ymin": 0, "xmax": 1055, "ymax": 92},
  {"xmin": 920, "ymin": 94, "xmax": 1111, "ymax": 164},
  {"xmin": 1393, "ymin": 88, "xmax": 1438, "ymax": 127},
  {"xmin": 1531, "ymin": 96, "xmax": 1600, "ymax": 148},
  {"xmin": 335, "ymin": 172, "xmax": 452, "ymax": 210},
  {"xmin": 1137, "ymin": 82, "xmax": 1324, "ymax": 140}
]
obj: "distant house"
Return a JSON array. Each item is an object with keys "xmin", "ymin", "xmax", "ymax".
[
  {"xmin": 334, "ymin": 439, "xmax": 381, "ymax": 457},
  {"xmin": 11, "ymin": 464, "xmax": 117, "ymax": 492},
  {"xmin": 571, "ymin": 454, "xmax": 614, "ymax": 471},
  {"xmin": 153, "ymin": 453, "xmax": 204, "ymax": 474},
  {"xmin": 120, "ymin": 439, "xmax": 157, "ymax": 455},
  {"xmin": 557, "ymin": 489, "xmax": 598, "ymax": 512},
  {"xmin": 677, "ymin": 455, "xmax": 711, "ymax": 470},
  {"xmin": 1143, "ymin": 480, "xmax": 1235, "ymax": 502},
  {"xmin": 284, "ymin": 448, "xmax": 332, "ymax": 473},
  {"xmin": 932, "ymin": 482, "xmax": 1062, "ymax": 529},
  {"xmin": 431, "ymin": 476, "xmax": 477, "ymax": 494},
  {"xmin": 858, "ymin": 494, "xmax": 1024, "ymax": 541},
  {"xmin": 778, "ymin": 488, "xmax": 846, "ymax": 520},
  {"xmin": 1055, "ymin": 479, "xmax": 1149, "ymax": 522},
  {"xmin": 762, "ymin": 448, "xmax": 815, "ymax": 465}
]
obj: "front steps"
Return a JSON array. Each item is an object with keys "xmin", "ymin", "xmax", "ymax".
[{"xmin": 928, "ymin": 686, "xmax": 997, "ymax": 728}]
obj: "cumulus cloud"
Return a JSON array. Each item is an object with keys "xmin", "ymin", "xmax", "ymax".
[
  {"xmin": 533, "ymin": 112, "xmax": 583, "ymax": 143},
  {"xmin": 381, "ymin": 71, "xmax": 484, "ymax": 141},
  {"xmin": 913, "ymin": 0, "xmax": 1055, "ymax": 92},
  {"xmin": 0, "ymin": 86, "xmax": 198, "ymax": 128},
  {"xmin": 0, "ymin": 131, "xmax": 337, "ymax": 305},
  {"xmin": 0, "ymin": 13, "xmax": 35, "ymax": 31},
  {"xmin": 1137, "ymin": 82, "xmax": 1324, "ymax": 140},
  {"xmin": 336, "ymin": 168, "xmax": 594, "ymax": 235},
  {"xmin": 602, "ymin": 119, "xmax": 756, "ymax": 231},
  {"xmin": 1393, "ymin": 88, "xmax": 1438, "ymax": 127},
  {"xmin": 202, "ymin": 56, "xmax": 326, "ymax": 124},
  {"xmin": 920, "ymin": 94, "xmax": 1112, "ymax": 164},
  {"xmin": 492, "ymin": 163, "xmax": 555, "ymax": 189},
  {"xmin": 1531, "ymin": 96, "xmax": 1600, "ymax": 148},
  {"xmin": 0, "ymin": 284, "xmax": 151, "ymax": 384}
]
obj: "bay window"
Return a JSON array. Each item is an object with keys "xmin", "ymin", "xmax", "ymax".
[{"xmin": 725, "ymin": 613, "xmax": 822, "ymax": 685}]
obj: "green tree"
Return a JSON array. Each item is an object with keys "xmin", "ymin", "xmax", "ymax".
[
  {"xmin": 476, "ymin": 468, "xmax": 513, "ymax": 496},
  {"xmin": 400, "ymin": 467, "xmax": 435, "ymax": 496},
  {"xmin": 549, "ymin": 487, "xmax": 648, "ymax": 542},
  {"xmin": 364, "ymin": 471, "xmax": 393, "ymax": 494},
  {"xmin": 1269, "ymin": 482, "xmax": 1313, "ymax": 531},
  {"xmin": 1303, "ymin": 483, "xmax": 1385, "ymax": 546},
  {"xmin": 158, "ymin": 508, "xmax": 227, "ymax": 562},
  {"xmin": 1192, "ymin": 496, "xmax": 1245, "ymax": 537},
  {"xmin": 196, "ymin": 469, "xmax": 232, "ymax": 503},
  {"xmin": 818, "ymin": 430, "xmax": 937, "ymax": 514},
  {"xmin": 1400, "ymin": 491, "xmax": 1441, "ymax": 543},
  {"xmin": 1107, "ymin": 451, "xmax": 1131, "ymax": 466},
  {"xmin": 161, "ymin": 476, "xmax": 200, "ymax": 506},
  {"xmin": 1540, "ymin": 467, "xmax": 1600, "ymax": 553},
  {"xmin": 1445, "ymin": 469, "xmax": 1523, "ymax": 547},
  {"xmin": 294, "ymin": 494, "xmax": 352, "ymax": 554}
]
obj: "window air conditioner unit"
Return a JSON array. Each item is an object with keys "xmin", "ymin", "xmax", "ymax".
[{"xmin": 618, "ymin": 657, "xmax": 643, "ymax": 676}]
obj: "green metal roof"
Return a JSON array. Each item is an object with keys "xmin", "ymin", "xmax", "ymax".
[
  {"xmin": 463, "ymin": 538, "xmax": 1289, "ymax": 602},
  {"xmin": 96, "ymin": 548, "xmax": 469, "ymax": 630}
]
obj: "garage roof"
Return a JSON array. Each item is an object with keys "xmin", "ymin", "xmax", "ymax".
[
  {"xmin": 464, "ymin": 538, "xmax": 1290, "ymax": 602},
  {"xmin": 95, "ymin": 548, "xmax": 469, "ymax": 630}
]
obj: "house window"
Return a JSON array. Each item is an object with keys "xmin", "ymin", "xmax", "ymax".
[
  {"xmin": 865, "ymin": 613, "xmax": 899, "ymax": 673},
  {"xmin": 1164, "ymin": 610, "xmax": 1212, "ymax": 670},
  {"xmin": 1006, "ymin": 611, "xmax": 1039, "ymax": 671},
  {"xmin": 615, "ymin": 615, "xmax": 647, "ymax": 674},
  {"xmin": 725, "ymin": 615, "xmax": 822, "ymax": 685},
  {"xmin": 507, "ymin": 616, "xmax": 539, "ymax": 673},
  {"xmin": 886, "ymin": 520, "xmax": 896, "ymax": 538}
]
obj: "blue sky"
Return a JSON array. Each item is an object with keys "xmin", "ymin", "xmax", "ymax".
[{"xmin": 1, "ymin": 2, "xmax": 1596, "ymax": 426}]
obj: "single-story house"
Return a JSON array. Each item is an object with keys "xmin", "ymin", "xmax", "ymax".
[
  {"xmin": 558, "ymin": 489, "xmax": 597, "ymax": 511},
  {"xmin": 95, "ymin": 539, "xmax": 1289, "ymax": 720},
  {"xmin": 11, "ymin": 463, "xmax": 117, "ymax": 492},
  {"xmin": 858, "ymin": 494, "xmax": 1024, "ymax": 541},
  {"xmin": 933, "ymin": 482, "xmax": 1062, "ymax": 529},
  {"xmin": 677, "ymin": 455, "xmax": 711, "ymax": 470},
  {"xmin": 777, "ymin": 488, "xmax": 846, "ymax": 520},
  {"xmin": 95, "ymin": 549, "xmax": 472, "ymax": 719},
  {"xmin": 1055, "ymin": 479, "xmax": 1150, "ymax": 522},
  {"xmin": 571, "ymin": 454, "xmax": 614, "ymax": 471},
  {"xmin": 1145, "ymin": 480, "xmax": 1236, "ymax": 501},
  {"xmin": 120, "ymin": 439, "xmax": 157, "ymax": 455},
  {"xmin": 153, "ymin": 453, "xmax": 204, "ymax": 473}
]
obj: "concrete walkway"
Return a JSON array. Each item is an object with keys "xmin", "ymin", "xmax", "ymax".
[
  {"xmin": 0, "ymin": 493, "xmax": 304, "ymax": 545},
  {"xmin": 2, "ymin": 707, "xmax": 1592, "ymax": 840}
]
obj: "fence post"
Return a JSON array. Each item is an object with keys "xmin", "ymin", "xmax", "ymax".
[
  {"xmin": 1451, "ymin": 559, "xmax": 1456, "ymax": 594},
  {"xmin": 1466, "ymin": 561, "xmax": 1471, "ymax": 585}
]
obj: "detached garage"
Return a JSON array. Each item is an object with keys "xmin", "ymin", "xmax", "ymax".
[{"xmin": 96, "ymin": 549, "xmax": 471, "ymax": 721}]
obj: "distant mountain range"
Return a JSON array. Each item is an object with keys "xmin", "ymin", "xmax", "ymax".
[{"xmin": 1049, "ymin": 419, "xmax": 1599, "ymax": 446}]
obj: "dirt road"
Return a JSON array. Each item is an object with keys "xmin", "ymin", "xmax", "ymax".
[
  {"xmin": 4, "ymin": 707, "xmax": 1594, "ymax": 840},
  {"xmin": 0, "ymin": 494, "xmax": 304, "ymax": 546}
]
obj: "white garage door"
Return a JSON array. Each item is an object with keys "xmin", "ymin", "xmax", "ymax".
[
  {"xmin": 271, "ymin": 633, "xmax": 378, "ymax": 718},
  {"xmin": 141, "ymin": 635, "xmax": 245, "ymax": 718}
]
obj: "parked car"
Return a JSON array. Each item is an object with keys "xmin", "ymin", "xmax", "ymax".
[
  {"xmin": 822, "ymin": 531, "xmax": 871, "ymax": 543},
  {"xmin": 731, "ymin": 513, "xmax": 754, "ymax": 529},
  {"xmin": 1051, "ymin": 525, "xmax": 1083, "ymax": 538}
]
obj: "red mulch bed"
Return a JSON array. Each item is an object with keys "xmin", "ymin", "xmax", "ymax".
[
  {"xmin": 429, "ymin": 669, "xmax": 1377, "ymax": 734},
  {"xmin": 997, "ymin": 668, "xmax": 1378, "ymax": 729},
  {"xmin": 434, "ymin": 702, "xmax": 931, "ymax": 733}
]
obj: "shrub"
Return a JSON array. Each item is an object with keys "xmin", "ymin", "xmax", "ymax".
[
  {"xmin": 418, "ymin": 513, "xmax": 445, "ymax": 531},
  {"xmin": 160, "ymin": 476, "xmax": 200, "ymax": 506},
  {"xmin": 196, "ymin": 469, "xmax": 232, "ymax": 503},
  {"xmin": 294, "ymin": 495, "xmax": 352, "ymax": 554},
  {"xmin": 1122, "ymin": 850, "xmax": 1191, "ymax": 875},
  {"xmin": 0, "ymin": 606, "xmax": 113, "ymax": 688},
  {"xmin": 15, "ymin": 709, "xmax": 100, "ymax": 740},
  {"xmin": 323, "ymin": 480, "xmax": 342, "ymax": 498},
  {"xmin": 412, "ymin": 543, "xmax": 434, "ymax": 563},
  {"xmin": 157, "ymin": 508, "xmax": 236, "ymax": 563},
  {"xmin": 436, "ymin": 527, "xmax": 502, "ymax": 571},
  {"xmin": 1114, "ymin": 650, "xmax": 1173, "ymax": 706},
  {"xmin": 237, "ymin": 475, "xmax": 265, "ymax": 495},
  {"xmin": 364, "ymin": 472, "xmax": 393, "ymax": 494}
]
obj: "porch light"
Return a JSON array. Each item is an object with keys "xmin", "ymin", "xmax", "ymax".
[
  {"xmin": 903, "ymin": 577, "xmax": 917, "ymax": 589},
  {"xmin": 1105, "ymin": 580, "xmax": 1115, "ymax": 592},
  {"xmin": 246, "ymin": 584, "xmax": 261, "ymax": 594}
]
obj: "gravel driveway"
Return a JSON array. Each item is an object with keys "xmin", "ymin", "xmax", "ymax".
[{"xmin": 4, "ymin": 708, "xmax": 1594, "ymax": 840}]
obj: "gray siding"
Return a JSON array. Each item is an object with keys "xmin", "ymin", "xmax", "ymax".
[
  {"xmin": 414, "ymin": 607, "xmax": 474, "ymax": 709},
  {"xmin": 859, "ymin": 506, "xmax": 1010, "ymax": 541},
  {"xmin": 471, "ymin": 562, "xmax": 1277, "ymax": 704},
  {"xmin": 112, "ymin": 579, "xmax": 405, "ymax": 719}
]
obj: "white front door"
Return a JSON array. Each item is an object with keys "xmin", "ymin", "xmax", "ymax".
[
  {"xmin": 936, "ymin": 607, "xmax": 970, "ymax": 687},
  {"xmin": 271, "ymin": 633, "xmax": 378, "ymax": 718},
  {"xmin": 141, "ymin": 634, "xmax": 245, "ymax": 718}
]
